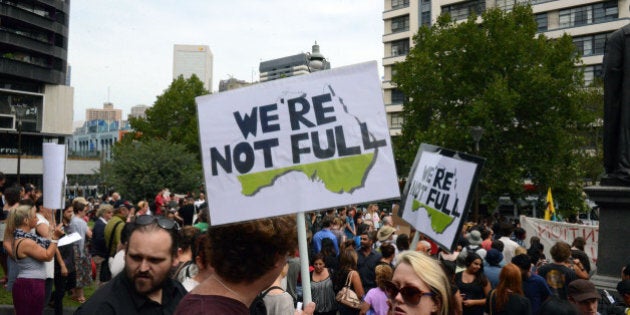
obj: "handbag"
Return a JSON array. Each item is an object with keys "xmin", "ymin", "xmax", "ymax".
[{"xmin": 335, "ymin": 270, "xmax": 362, "ymax": 309}]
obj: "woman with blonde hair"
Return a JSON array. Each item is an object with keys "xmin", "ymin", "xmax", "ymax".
[
  {"xmin": 5, "ymin": 204, "xmax": 64, "ymax": 314},
  {"xmin": 364, "ymin": 204, "xmax": 381, "ymax": 229},
  {"xmin": 91, "ymin": 203, "xmax": 113, "ymax": 285},
  {"xmin": 485, "ymin": 263, "xmax": 531, "ymax": 315},
  {"xmin": 136, "ymin": 200, "xmax": 150, "ymax": 216},
  {"xmin": 386, "ymin": 251, "xmax": 454, "ymax": 315}
]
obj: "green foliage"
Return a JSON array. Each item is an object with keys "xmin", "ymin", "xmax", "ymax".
[
  {"xmin": 102, "ymin": 139, "xmax": 202, "ymax": 201},
  {"xmin": 393, "ymin": 5, "xmax": 600, "ymax": 214},
  {"xmin": 129, "ymin": 74, "xmax": 209, "ymax": 158}
]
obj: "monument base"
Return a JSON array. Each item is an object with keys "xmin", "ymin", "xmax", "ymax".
[
  {"xmin": 583, "ymin": 185, "xmax": 630, "ymax": 288},
  {"xmin": 591, "ymin": 274, "xmax": 620, "ymax": 291}
]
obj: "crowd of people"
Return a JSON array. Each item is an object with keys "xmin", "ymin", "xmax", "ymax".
[{"xmin": 0, "ymin": 171, "xmax": 628, "ymax": 315}]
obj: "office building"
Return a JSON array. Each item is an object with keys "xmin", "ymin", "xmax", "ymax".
[
  {"xmin": 69, "ymin": 119, "xmax": 132, "ymax": 161},
  {"xmin": 0, "ymin": 0, "xmax": 98, "ymax": 185},
  {"xmin": 128, "ymin": 104, "xmax": 149, "ymax": 119},
  {"xmin": 259, "ymin": 42, "xmax": 330, "ymax": 82},
  {"xmin": 382, "ymin": 0, "xmax": 629, "ymax": 135},
  {"xmin": 86, "ymin": 102, "xmax": 122, "ymax": 122},
  {"xmin": 218, "ymin": 77, "xmax": 252, "ymax": 92},
  {"xmin": 173, "ymin": 44, "xmax": 213, "ymax": 92}
]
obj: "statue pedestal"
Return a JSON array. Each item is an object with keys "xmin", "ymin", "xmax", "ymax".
[{"xmin": 583, "ymin": 185, "xmax": 630, "ymax": 289}]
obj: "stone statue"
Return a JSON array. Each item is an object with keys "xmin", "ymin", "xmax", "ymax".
[{"xmin": 603, "ymin": 24, "xmax": 630, "ymax": 185}]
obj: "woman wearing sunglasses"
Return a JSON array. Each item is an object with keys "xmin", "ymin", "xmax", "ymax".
[{"xmin": 387, "ymin": 251, "xmax": 454, "ymax": 315}]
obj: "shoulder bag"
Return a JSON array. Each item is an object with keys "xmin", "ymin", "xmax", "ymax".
[{"xmin": 335, "ymin": 270, "xmax": 362, "ymax": 309}]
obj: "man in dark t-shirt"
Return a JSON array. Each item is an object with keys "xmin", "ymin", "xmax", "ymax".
[
  {"xmin": 76, "ymin": 217, "xmax": 186, "ymax": 314},
  {"xmin": 538, "ymin": 242, "xmax": 579, "ymax": 300},
  {"xmin": 177, "ymin": 197, "xmax": 195, "ymax": 226}
]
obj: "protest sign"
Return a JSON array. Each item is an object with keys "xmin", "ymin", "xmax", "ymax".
[
  {"xmin": 399, "ymin": 144, "xmax": 484, "ymax": 251},
  {"xmin": 197, "ymin": 62, "xmax": 400, "ymax": 225},
  {"xmin": 42, "ymin": 143, "xmax": 66, "ymax": 209},
  {"xmin": 520, "ymin": 215, "xmax": 598, "ymax": 267}
]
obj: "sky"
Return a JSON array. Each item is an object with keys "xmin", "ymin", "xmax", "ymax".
[{"xmin": 67, "ymin": 1, "xmax": 385, "ymax": 123}]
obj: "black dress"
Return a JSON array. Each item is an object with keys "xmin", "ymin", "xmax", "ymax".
[
  {"xmin": 485, "ymin": 291, "xmax": 532, "ymax": 315},
  {"xmin": 455, "ymin": 271, "xmax": 486, "ymax": 315}
]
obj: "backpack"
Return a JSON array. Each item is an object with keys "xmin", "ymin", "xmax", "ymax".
[
  {"xmin": 466, "ymin": 245, "xmax": 481, "ymax": 254},
  {"xmin": 250, "ymin": 286, "xmax": 284, "ymax": 315}
]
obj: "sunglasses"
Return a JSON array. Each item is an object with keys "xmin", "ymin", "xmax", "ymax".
[
  {"xmin": 135, "ymin": 215, "xmax": 179, "ymax": 231},
  {"xmin": 383, "ymin": 280, "xmax": 435, "ymax": 305}
]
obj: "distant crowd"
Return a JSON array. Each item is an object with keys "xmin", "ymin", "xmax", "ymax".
[{"xmin": 0, "ymin": 171, "xmax": 628, "ymax": 315}]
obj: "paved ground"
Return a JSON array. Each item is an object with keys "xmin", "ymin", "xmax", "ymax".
[{"xmin": 0, "ymin": 305, "xmax": 78, "ymax": 315}]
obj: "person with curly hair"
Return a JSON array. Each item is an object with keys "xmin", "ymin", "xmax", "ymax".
[
  {"xmin": 175, "ymin": 215, "xmax": 315, "ymax": 315},
  {"xmin": 360, "ymin": 264, "xmax": 392, "ymax": 315}
]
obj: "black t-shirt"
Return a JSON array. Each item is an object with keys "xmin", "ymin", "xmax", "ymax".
[
  {"xmin": 455, "ymin": 272, "xmax": 486, "ymax": 315},
  {"xmin": 178, "ymin": 204, "xmax": 195, "ymax": 226},
  {"xmin": 571, "ymin": 249, "xmax": 592, "ymax": 273},
  {"xmin": 537, "ymin": 263, "xmax": 577, "ymax": 300},
  {"xmin": 75, "ymin": 271, "xmax": 187, "ymax": 314},
  {"xmin": 485, "ymin": 291, "xmax": 532, "ymax": 315}
]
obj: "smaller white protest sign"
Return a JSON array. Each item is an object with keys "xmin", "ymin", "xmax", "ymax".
[
  {"xmin": 42, "ymin": 143, "xmax": 66, "ymax": 209},
  {"xmin": 399, "ymin": 144, "xmax": 484, "ymax": 251},
  {"xmin": 197, "ymin": 62, "xmax": 400, "ymax": 226}
]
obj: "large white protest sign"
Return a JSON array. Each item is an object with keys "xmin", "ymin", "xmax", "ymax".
[
  {"xmin": 42, "ymin": 143, "xmax": 66, "ymax": 209},
  {"xmin": 399, "ymin": 144, "xmax": 484, "ymax": 251},
  {"xmin": 197, "ymin": 62, "xmax": 400, "ymax": 225},
  {"xmin": 520, "ymin": 215, "xmax": 598, "ymax": 267}
]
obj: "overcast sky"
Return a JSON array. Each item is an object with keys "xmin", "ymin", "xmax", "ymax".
[{"xmin": 67, "ymin": 1, "xmax": 384, "ymax": 122}]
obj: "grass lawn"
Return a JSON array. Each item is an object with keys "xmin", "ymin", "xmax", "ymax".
[{"xmin": 0, "ymin": 266, "xmax": 97, "ymax": 307}]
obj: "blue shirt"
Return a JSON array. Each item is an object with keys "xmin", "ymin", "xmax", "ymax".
[
  {"xmin": 312, "ymin": 228, "xmax": 339, "ymax": 255},
  {"xmin": 523, "ymin": 273, "xmax": 552, "ymax": 315},
  {"xmin": 484, "ymin": 265, "xmax": 502, "ymax": 289}
]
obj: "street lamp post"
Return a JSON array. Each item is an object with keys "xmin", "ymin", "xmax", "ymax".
[
  {"xmin": 470, "ymin": 126, "xmax": 484, "ymax": 223},
  {"xmin": 11, "ymin": 104, "xmax": 28, "ymax": 185}
]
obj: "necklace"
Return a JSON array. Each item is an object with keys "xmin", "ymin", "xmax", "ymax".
[{"xmin": 212, "ymin": 275, "xmax": 244, "ymax": 300}]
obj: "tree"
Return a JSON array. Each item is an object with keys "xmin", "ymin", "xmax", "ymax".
[
  {"xmin": 393, "ymin": 5, "xmax": 599, "ymax": 214},
  {"xmin": 129, "ymin": 74, "xmax": 209, "ymax": 158},
  {"xmin": 101, "ymin": 139, "xmax": 202, "ymax": 202}
]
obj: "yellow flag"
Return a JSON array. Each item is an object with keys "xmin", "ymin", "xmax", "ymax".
[{"xmin": 544, "ymin": 188, "xmax": 555, "ymax": 221}]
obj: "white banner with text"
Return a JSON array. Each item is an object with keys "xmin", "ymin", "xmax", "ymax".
[{"xmin": 520, "ymin": 215, "xmax": 598, "ymax": 267}]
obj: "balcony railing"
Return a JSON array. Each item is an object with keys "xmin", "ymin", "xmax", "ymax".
[
  {"xmin": 0, "ymin": 58, "xmax": 65, "ymax": 84},
  {"xmin": 0, "ymin": 4, "xmax": 68, "ymax": 36},
  {"xmin": 0, "ymin": 29, "xmax": 66, "ymax": 59}
]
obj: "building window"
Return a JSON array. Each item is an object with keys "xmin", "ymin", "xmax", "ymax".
[
  {"xmin": 559, "ymin": 1, "xmax": 617, "ymax": 28},
  {"xmin": 593, "ymin": 1, "xmax": 618, "ymax": 23},
  {"xmin": 421, "ymin": 0, "xmax": 431, "ymax": 26},
  {"xmin": 573, "ymin": 33, "xmax": 609, "ymax": 57},
  {"xmin": 390, "ymin": 113, "xmax": 404, "ymax": 129},
  {"xmin": 391, "ymin": 39, "xmax": 410, "ymax": 57},
  {"xmin": 582, "ymin": 64, "xmax": 603, "ymax": 86},
  {"xmin": 441, "ymin": 0, "xmax": 485, "ymax": 21},
  {"xmin": 391, "ymin": 89, "xmax": 406, "ymax": 104},
  {"xmin": 392, "ymin": 0, "xmax": 410, "ymax": 9},
  {"xmin": 535, "ymin": 13, "xmax": 548, "ymax": 32},
  {"xmin": 391, "ymin": 15, "xmax": 410, "ymax": 33}
]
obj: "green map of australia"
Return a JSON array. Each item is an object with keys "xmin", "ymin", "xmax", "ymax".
[
  {"xmin": 412, "ymin": 199, "xmax": 455, "ymax": 233},
  {"xmin": 237, "ymin": 152, "xmax": 375, "ymax": 196}
]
